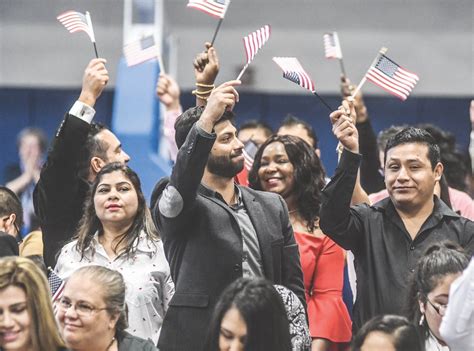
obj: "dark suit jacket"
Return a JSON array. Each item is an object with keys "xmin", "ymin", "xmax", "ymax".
[
  {"xmin": 33, "ymin": 114, "xmax": 91, "ymax": 268},
  {"xmin": 153, "ymin": 124, "xmax": 305, "ymax": 351},
  {"xmin": 0, "ymin": 232, "xmax": 19, "ymax": 257}
]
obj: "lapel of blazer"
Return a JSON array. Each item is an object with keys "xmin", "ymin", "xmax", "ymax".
[{"xmin": 240, "ymin": 188, "xmax": 274, "ymax": 279}]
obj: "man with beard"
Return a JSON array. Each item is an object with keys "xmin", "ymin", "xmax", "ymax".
[{"xmin": 152, "ymin": 81, "xmax": 305, "ymax": 351}]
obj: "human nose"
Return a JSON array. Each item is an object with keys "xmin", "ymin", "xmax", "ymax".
[
  {"xmin": 396, "ymin": 166, "xmax": 409, "ymax": 181},
  {"xmin": 229, "ymin": 339, "xmax": 243, "ymax": 351},
  {"xmin": 64, "ymin": 304, "xmax": 78, "ymax": 318},
  {"xmin": 122, "ymin": 150, "xmax": 130, "ymax": 164},
  {"xmin": 0, "ymin": 311, "xmax": 15, "ymax": 328}
]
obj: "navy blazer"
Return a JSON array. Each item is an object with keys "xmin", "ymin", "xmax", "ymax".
[{"xmin": 153, "ymin": 124, "xmax": 305, "ymax": 351}]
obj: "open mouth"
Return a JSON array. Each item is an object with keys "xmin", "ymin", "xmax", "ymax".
[{"xmin": 1, "ymin": 330, "xmax": 20, "ymax": 342}]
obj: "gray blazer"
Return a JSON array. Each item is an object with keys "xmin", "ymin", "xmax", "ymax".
[{"xmin": 153, "ymin": 124, "xmax": 305, "ymax": 351}]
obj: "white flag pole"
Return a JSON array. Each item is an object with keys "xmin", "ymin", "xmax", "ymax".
[
  {"xmin": 351, "ymin": 47, "xmax": 388, "ymax": 98},
  {"xmin": 85, "ymin": 11, "xmax": 99, "ymax": 58}
]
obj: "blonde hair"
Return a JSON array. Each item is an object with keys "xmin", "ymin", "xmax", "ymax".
[{"xmin": 0, "ymin": 256, "xmax": 65, "ymax": 350}]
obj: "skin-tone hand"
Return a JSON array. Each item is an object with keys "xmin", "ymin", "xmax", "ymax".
[
  {"xmin": 78, "ymin": 58, "xmax": 109, "ymax": 107},
  {"xmin": 340, "ymin": 75, "xmax": 368, "ymax": 123},
  {"xmin": 156, "ymin": 73, "xmax": 181, "ymax": 111},
  {"xmin": 330, "ymin": 99, "xmax": 359, "ymax": 153},
  {"xmin": 198, "ymin": 80, "xmax": 241, "ymax": 133},
  {"xmin": 194, "ymin": 42, "xmax": 219, "ymax": 85}
]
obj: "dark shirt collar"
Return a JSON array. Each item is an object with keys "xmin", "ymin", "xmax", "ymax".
[
  {"xmin": 372, "ymin": 195, "xmax": 460, "ymax": 219},
  {"xmin": 198, "ymin": 183, "xmax": 243, "ymax": 207}
]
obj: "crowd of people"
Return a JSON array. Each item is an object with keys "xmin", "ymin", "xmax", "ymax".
[{"xmin": 0, "ymin": 42, "xmax": 473, "ymax": 351}]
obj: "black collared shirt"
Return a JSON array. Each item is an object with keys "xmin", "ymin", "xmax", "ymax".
[{"xmin": 320, "ymin": 149, "xmax": 474, "ymax": 331}]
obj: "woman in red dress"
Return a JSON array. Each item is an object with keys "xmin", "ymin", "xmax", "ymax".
[{"xmin": 249, "ymin": 134, "xmax": 352, "ymax": 351}]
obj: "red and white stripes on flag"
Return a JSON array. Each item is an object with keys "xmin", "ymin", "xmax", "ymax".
[
  {"xmin": 48, "ymin": 269, "xmax": 65, "ymax": 314},
  {"xmin": 243, "ymin": 140, "xmax": 258, "ymax": 171},
  {"xmin": 243, "ymin": 25, "xmax": 271, "ymax": 64},
  {"xmin": 124, "ymin": 35, "xmax": 160, "ymax": 67},
  {"xmin": 366, "ymin": 54, "xmax": 419, "ymax": 100},
  {"xmin": 57, "ymin": 10, "xmax": 96, "ymax": 42},
  {"xmin": 187, "ymin": 0, "xmax": 230, "ymax": 19},
  {"xmin": 273, "ymin": 57, "xmax": 315, "ymax": 92},
  {"xmin": 323, "ymin": 32, "xmax": 342, "ymax": 59}
]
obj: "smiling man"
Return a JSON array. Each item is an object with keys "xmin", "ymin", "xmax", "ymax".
[
  {"xmin": 152, "ymin": 80, "xmax": 304, "ymax": 351},
  {"xmin": 320, "ymin": 105, "xmax": 474, "ymax": 332}
]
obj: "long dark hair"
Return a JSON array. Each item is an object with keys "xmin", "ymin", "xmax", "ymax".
[
  {"xmin": 205, "ymin": 278, "xmax": 291, "ymax": 351},
  {"xmin": 75, "ymin": 162, "xmax": 159, "ymax": 259},
  {"xmin": 248, "ymin": 135, "xmax": 326, "ymax": 232},
  {"xmin": 351, "ymin": 315, "xmax": 423, "ymax": 351},
  {"xmin": 405, "ymin": 241, "xmax": 469, "ymax": 341}
]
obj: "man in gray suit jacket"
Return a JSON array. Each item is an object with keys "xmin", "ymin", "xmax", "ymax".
[{"xmin": 153, "ymin": 80, "xmax": 305, "ymax": 351}]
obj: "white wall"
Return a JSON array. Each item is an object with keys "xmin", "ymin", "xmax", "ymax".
[{"xmin": 0, "ymin": 0, "xmax": 472, "ymax": 96}]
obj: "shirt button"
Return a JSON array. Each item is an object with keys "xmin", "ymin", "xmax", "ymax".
[{"xmin": 410, "ymin": 246, "xmax": 415, "ymax": 250}]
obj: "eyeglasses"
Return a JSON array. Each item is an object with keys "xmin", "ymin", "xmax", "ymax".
[
  {"xmin": 426, "ymin": 299, "xmax": 448, "ymax": 316},
  {"xmin": 58, "ymin": 298, "xmax": 108, "ymax": 317}
]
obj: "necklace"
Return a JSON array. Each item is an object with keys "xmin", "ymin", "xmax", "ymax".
[{"xmin": 106, "ymin": 337, "xmax": 116, "ymax": 350}]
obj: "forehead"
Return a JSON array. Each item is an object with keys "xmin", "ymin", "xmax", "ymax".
[
  {"xmin": 214, "ymin": 120, "xmax": 237, "ymax": 136},
  {"xmin": 429, "ymin": 273, "xmax": 462, "ymax": 295},
  {"xmin": 0, "ymin": 285, "xmax": 27, "ymax": 305},
  {"xmin": 98, "ymin": 170, "xmax": 131, "ymax": 185},
  {"xmin": 261, "ymin": 141, "xmax": 287, "ymax": 158},
  {"xmin": 97, "ymin": 129, "xmax": 121, "ymax": 148},
  {"xmin": 386, "ymin": 142, "xmax": 430, "ymax": 162},
  {"xmin": 64, "ymin": 274, "xmax": 104, "ymax": 303}
]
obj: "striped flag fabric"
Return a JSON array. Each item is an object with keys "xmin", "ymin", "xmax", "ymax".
[
  {"xmin": 273, "ymin": 57, "xmax": 315, "ymax": 92},
  {"xmin": 187, "ymin": 0, "xmax": 230, "ymax": 19},
  {"xmin": 243, "ymin": 140, "xmax": 258, "ymax": 171},
  {"xmin": 323, "ymin": 32, "xmax": 342, "ymax": 59},
  {"xmin": 48, "ymin": 269, "xmax": 65, "ymax": 313},
  {"xmin": 243, "ymin": 25, "xmax": 271, "ymax": 64},
  {"xmin": 124, "ymin": 35, "xmax": 160, "ymax": 67},
  {"xmin": 366, "ymin": 54, "xmax": 419, "ymax": 100},
  {"xmin": 57, "ymin": 10, "xmax": 96, "ymax": 42}
]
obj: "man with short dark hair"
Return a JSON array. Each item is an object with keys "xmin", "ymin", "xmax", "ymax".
[
  {"xmin": 237, "ymin": 119, "xmax": 273, "ymax": 146},
  {"xmin": 0, "ymin": 186, "xmax": 23, "ymax": 257},
  {"xmin": 320, "ymin": 104, "xmax": 474, "ymax": 331},
  {"xmin": 152, "ymin": 80, "xmax": 304, "ymax": 351},
  {"xmin": 278, "ymin": 114, "xmax": 320, "ymax": 155},
  {"xmin": 34, "ymin": 59, "xmax": 130, "ymax": 267}
]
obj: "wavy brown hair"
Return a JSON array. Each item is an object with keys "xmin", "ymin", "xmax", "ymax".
[
  {"xmin": 75, "ymin": 162, "xmax": 159, "ymax": 259},
  {"xmin": 0, "ymin": 256, "xmax": 66, "ymax": 351},
  {"xmin": 249, "ymin": 135, "xmax": 326, "ymax": 232}
]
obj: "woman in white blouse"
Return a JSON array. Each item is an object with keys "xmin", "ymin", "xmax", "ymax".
[{"xmin": 55, "ymin": 162, "xmax": 174, "ymax": 345}]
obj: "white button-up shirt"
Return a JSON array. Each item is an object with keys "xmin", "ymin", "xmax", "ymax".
[{"xmin": 55, "ymin": 232, "xmax": 174, "ymax": 344}]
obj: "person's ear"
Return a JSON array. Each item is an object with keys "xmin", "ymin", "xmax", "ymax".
[
  {"xmin": 418, "ymin": 299, "xmax": 426, "ymax": 314},
  {"xmin": 108, "ymin": 312, "xmax": 120, "ymax": 330},
  {"xmin": 2, "ymin": 214, "xmax": 17, "ymax": 235},
  {"xmin": 434, "ymin": 162, "xmax": 443, "ymax": 182},
  {"xmin": 90, "ymin": 157, "xmax": 106, "ymax": 174},
  {"xmin": 315, "ymin": 148, "xmax": 321, "ymax": 158}
]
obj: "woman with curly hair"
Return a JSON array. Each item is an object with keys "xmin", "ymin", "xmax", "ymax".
[{"xmin": 249, "ymin": 135, "xmax": 352, "ymax": 351}]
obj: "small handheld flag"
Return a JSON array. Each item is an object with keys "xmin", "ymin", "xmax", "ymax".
[
  {"xmin": 47, "ymin": 268, "xmax": 65, "ymax": 313},
  {"xmin": 57, "ymin": 10, "xmax": 99, "ymax": 58},
  {"xmin": 187, "ymin": 0, "xmax": 230, "ymax": 19},
  {"xmin": 273, "ymin": 57, "xmax": 333, "ymax": 111},
  {"xmin": 352, "ymin": 48, "xmax": 419, "ymax": 101},
  {"xmin": 243, "ymin": 140, "xmax": 258, "ymax": 171},
  {"xmin": 323, "ymin": 31, "xmax": 346, "ymax": 77},
  {"xmin": 124, "ymin": 35, "xmax": 162, "ymax": 69},
  {"xmin": 237, "ymin": 25, "xmax": 271, "ymax": 80}
]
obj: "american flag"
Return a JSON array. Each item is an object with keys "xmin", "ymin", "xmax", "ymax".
[
  {"xmin": 243, "ymin": 25, "xmax": 271, "ymax": 64},
  {"xmin": 243, "ymin": 140, "xmax": 258, "ymax": 171},
  {"xmin": 273, "ymin": 57, "xmax": 315, "ymax": 92},
  {"xmin": 124, "ymin": 35, "xmax": 160, "ymax": 67},
  {"xmin": 366, "ymin": 54, "xmax": 419, "ymax": 100},
  {"xmin": 187, "ymin": 0, "xmax": 230, "ymax": 19},
  {"xmin": 57, "ymin": 10, "xmax": 96, "ymax": 42},
  {"xmin": 48, "ymin": 269, "xmax": 65, "ymax": 313},
  {"xmin": 323, "ymin": 32, "xmax": 342, "ymax": 59}
]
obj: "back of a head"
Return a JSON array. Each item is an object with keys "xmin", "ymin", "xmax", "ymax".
[
  {"xmin": 278, "ymin": 114, "xmax": 318, "ymax": 149},
  {"xmin": 352, "ymin": 315, "xmax": 423, "ymax": 351},
  {"xmin": 384, "ymin": 127, "xmax": 441, "ymax": 169},
  {"xmin": 239, "ymin": 120, "xmax": 273, "ymax": 137},
  {"xmin": 206, "ymin": 277, "xmax": 291, "ymax": 351},
  {"xmin": 0, "ymin": 186, "xmax": 23, "ymax": 232},
  {"xmin": 174, "ymin": 106, "xmax": 236, "ymax": 149},
  {"xmin": 70, "ymin": 265, "xmax": 128, "ymax": 340}
]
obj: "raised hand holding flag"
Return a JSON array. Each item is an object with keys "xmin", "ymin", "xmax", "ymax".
[
  {"xmin": 236, "ymin": 25, "xmax": 271, "ymax": 81},
  {"xmin": 273, "ymin": 57, "xmax": 332, "ymax": 111},
  {"xmin": 57, "ymin": 10, "xmax": 99, "ymax": 58}
]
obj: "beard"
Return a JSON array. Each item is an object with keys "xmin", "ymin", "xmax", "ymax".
[{"xmin": 207, "ymin": 152, "xmax": 244, "ymax": 178}]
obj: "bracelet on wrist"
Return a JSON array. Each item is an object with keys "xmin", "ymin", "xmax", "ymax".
[{"xmin": 195, "ymin": 82, "xmax": 215, "ymax": 88}]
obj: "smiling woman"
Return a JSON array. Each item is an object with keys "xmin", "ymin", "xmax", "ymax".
[
  {"xmin": 0, "ymin": 256, "xmax": 66, "ymax": 351},
  {"xmin": 54, "ymin": 163, "xmax": 174, "ymax": 345}
]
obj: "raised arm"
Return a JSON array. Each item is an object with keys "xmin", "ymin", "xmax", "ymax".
[
  {"xmin": 193, "ymin": 42, "xmax": 220, "ymax": 106},
  {"xmin": 319, "ymin": 100, "xmax": 366, "ymax": 250}
]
